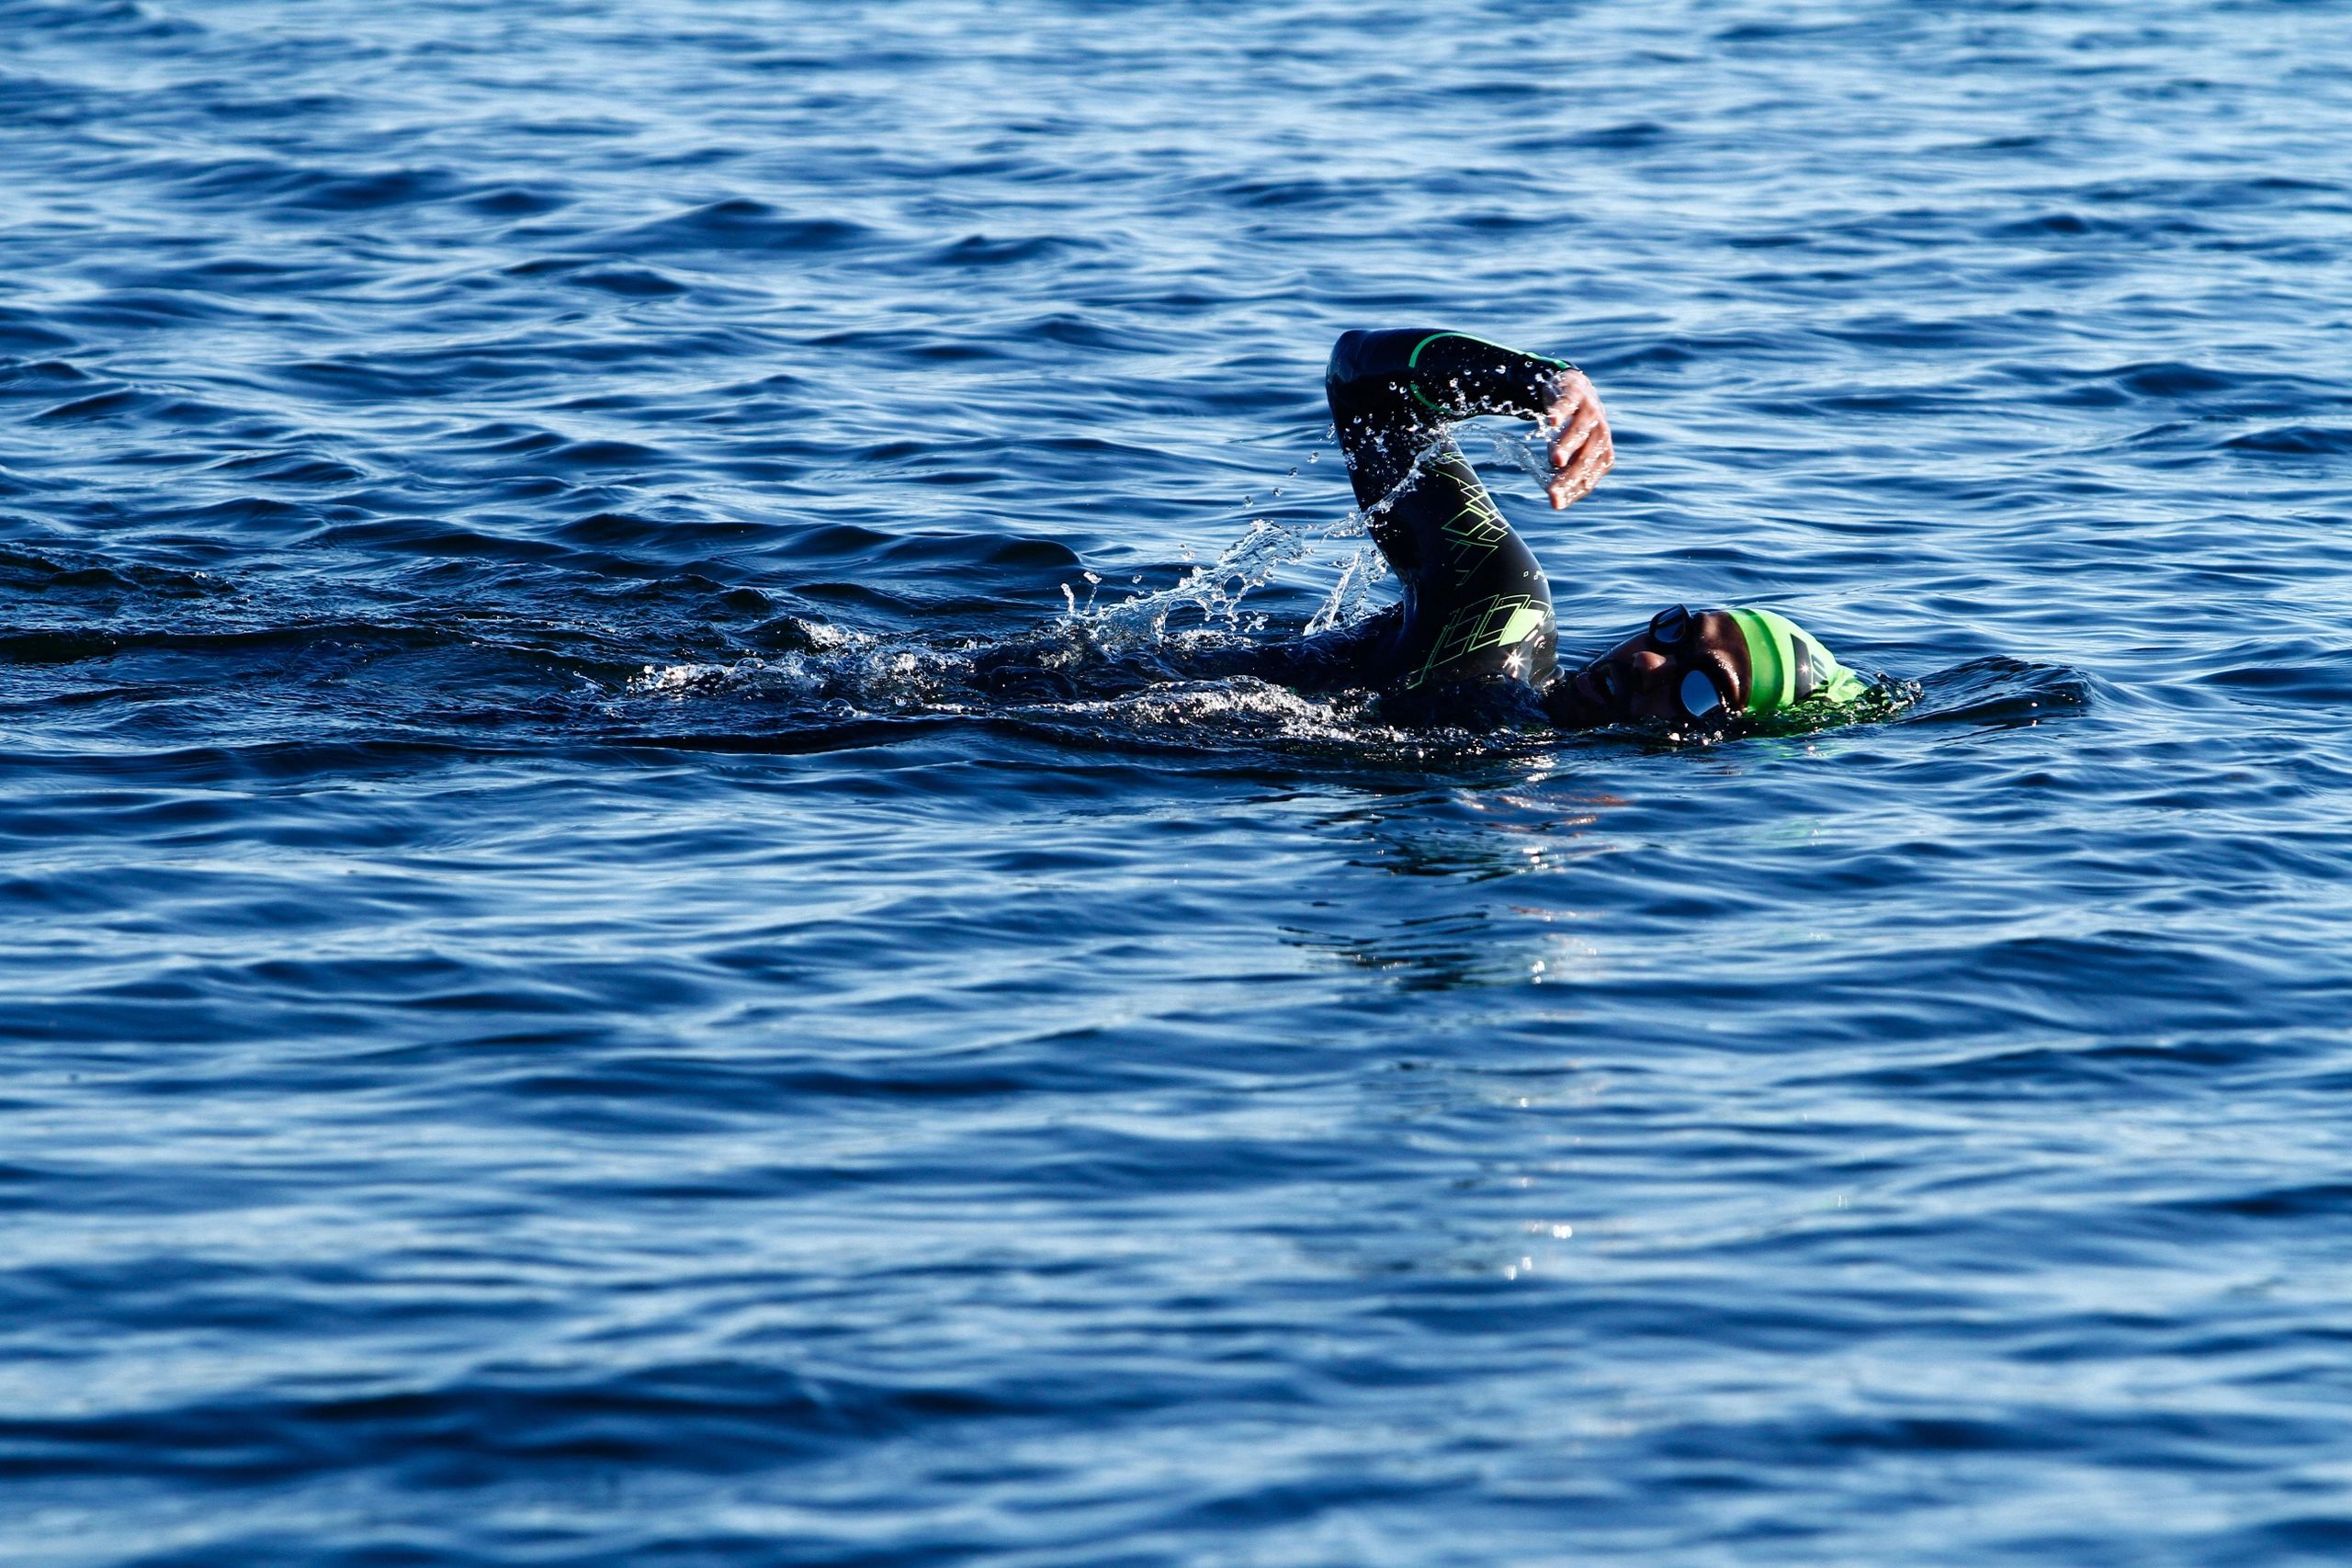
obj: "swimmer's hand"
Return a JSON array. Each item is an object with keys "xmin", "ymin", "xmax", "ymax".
[{"xmin": 1542, "ymin": 368, "xmax": 1614, "ymax": 510}]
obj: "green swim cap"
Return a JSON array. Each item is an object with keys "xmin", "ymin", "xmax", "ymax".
[{"xmin": 1728, "ymin": 607, "xmax": 1869, "ymax": 715}]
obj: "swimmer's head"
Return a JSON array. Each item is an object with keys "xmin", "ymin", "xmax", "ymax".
[
  {"xmin": 1544, "ymin": 604, "xmax": 1747, "ymax": 728},
  {"xmin": 1542, "ymin": 604, "xmax": 1863, "ymax": 728},
  {"xmin": 1727, "ymin": 607, "xmax": 1868, "ymax": 715}
]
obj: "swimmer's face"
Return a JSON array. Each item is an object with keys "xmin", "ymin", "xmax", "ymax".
[{"xmin": 1545, "ymin": 607, "xmax": 1749, "ymax": 728}]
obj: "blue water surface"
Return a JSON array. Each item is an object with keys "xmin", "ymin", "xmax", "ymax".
[{"xmin": 6, "ymin": 1, "xmax": 2352, "ymax": 1562}]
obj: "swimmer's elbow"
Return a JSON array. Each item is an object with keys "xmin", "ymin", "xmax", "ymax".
[
  {"xmin": 1325, "ymin": 329, "xmax": 1371, "ymax": 389},
  {"xmin": 1325, "ymin": 328, "xmax": 1420, "ymax": 393}
]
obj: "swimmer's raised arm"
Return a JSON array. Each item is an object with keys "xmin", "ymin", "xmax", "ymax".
[
  {"xmin": 1282, "ymin": 328, "xmax": 1588, "ymax": 696},
  {"xmin": 1326, "ymin": 330, "xmax": 1613, "ymax": 510}
]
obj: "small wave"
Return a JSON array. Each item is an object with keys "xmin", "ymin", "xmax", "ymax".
[
  {"xmin": 0, "ymin": 0, "xmax": 201, "ymax": 41},
  {"xmin": 0, "ymin": 309, "xmax": 77, "ymax": 354},
  {"xmin": 1211, "ymin": 175, "xmax": 1354, "ymax": 211},
  {"xmin": 1900, "ymin": 657, "xmax": 2089, "ymax": 729},
  {"xmin": 571, "ymin": 265, "xmax": 690, "ymax": 298},
  {"xmin": 2200, "ymin": 650, "xmax": 2352, "ymax": 705},
  {"xmin": 0, "ymin": 547, "xmax": 231, "ymax": 600},
  {"xmin": 922, "ymin": 232, "xmax": 1094, "ymax": 268},
  {"xmin": 464, "ymin": 185, "xmax": 570, "ymax": 218},
  {"xmin": 2224, "ymin": 425, "xmax": 2352, "ymax": 457},
  {"xmin": 0, "ymin": 359, "xmax": 92, "ymax": 399},
  {"xmin": 203, "ymin": 451, "xmax": 367, "ymax": 485},
  {"xmin": 598, "ymin": 198, "xmax": 876, "ymax": 257},
  {"xmin": 33, "ymin": 387, "xmax": 153, "ymax": 423},
  {"xmin": 277, "ymin": 167, "xmax": 469, "ymax": 213}
]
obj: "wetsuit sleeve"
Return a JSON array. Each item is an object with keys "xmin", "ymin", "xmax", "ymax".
[{"xmin": 1325, "ymin": 329, "xmax": 1576, "ymax": 503}]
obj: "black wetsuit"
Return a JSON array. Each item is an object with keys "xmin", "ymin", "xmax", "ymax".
[{"xmin": 1242, "ymin": 330, "xmax": 1575, "ymax": 705}]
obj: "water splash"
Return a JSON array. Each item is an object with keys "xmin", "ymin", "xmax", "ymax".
[
  {"xmin": 1065, "ymin": 516, "xmax": 1316, "ymax": 641},
  {"xmin": 1063, "ymin": 434, "xmax": 1455, "ymax": 646},
  {"xmin": 625, "ymin": 629, "xmax": 978, "ymax": 715},
  {"xmin": 1490, "ymin": 423, "xmax": 1555, "ymax": 485},
  {"xmin": 1302, "ymin": 543, "xmax": 1389, "ymax": 637}
]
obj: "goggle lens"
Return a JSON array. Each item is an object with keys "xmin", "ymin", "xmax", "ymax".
[
  {"xmin": 1650, "ymin": 604, "xmax": 1692, "ymax": 646},
  {"xmin": 1679, "ymin": 668, "xmax": 1725, "ymax": 721}
]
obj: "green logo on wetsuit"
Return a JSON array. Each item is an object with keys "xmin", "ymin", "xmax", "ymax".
[
  {"xmin": 1441, "ymin": 493, "xmax": 1510, "ymax": 583},
  {"xmin": 1406, "ymin": 592, "xmax": 1549, "ymax": 688}
]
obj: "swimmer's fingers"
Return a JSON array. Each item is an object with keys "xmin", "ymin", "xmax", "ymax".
[
  {"xmin": 1544, "ymin": 384, "xmax": 1613, "ymax": 510},
  {"xmin": 1546, "ymin": 435, "xmax": 1613, "ymax": 509},
  {"xmin": 1546, "ymin": 400, "xmax": 1603, "ymax": 468},
  {"xmin": 1541, "ymin": 370, "xmax": 1611, "ymax": 501},
  {"xmin": 1546, "ymin": 426, "xmax": 1613, "ymax": 509}
]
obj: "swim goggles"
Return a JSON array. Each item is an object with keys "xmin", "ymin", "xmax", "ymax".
[{"xmin": 1648, "ymin": 604, "xmax": 1731, "ymax": 722}]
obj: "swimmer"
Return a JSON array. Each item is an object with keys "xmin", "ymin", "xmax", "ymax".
[{"xmin": 1230, "ymin": 329, "xmax": 1872, "ymax": 729}]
